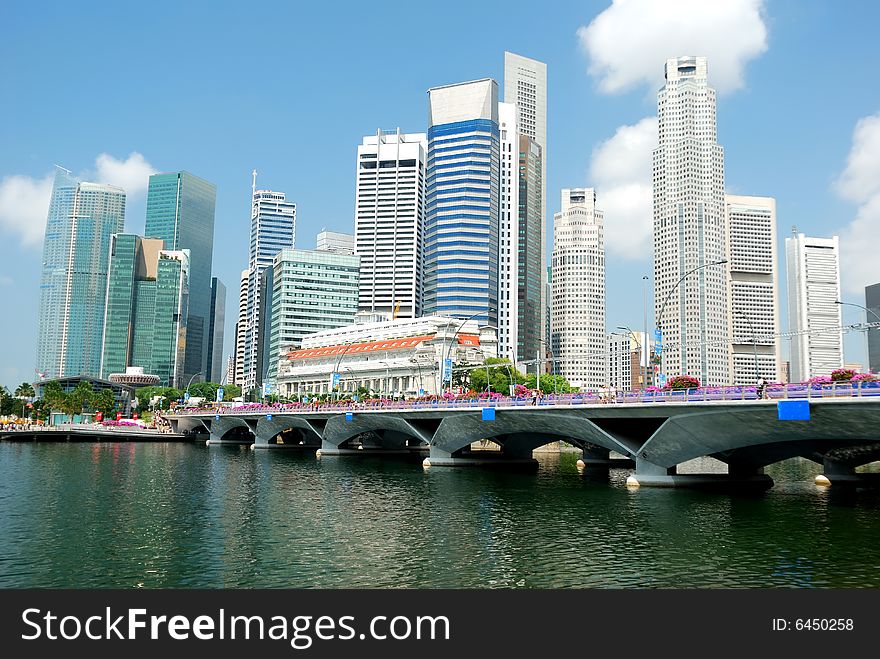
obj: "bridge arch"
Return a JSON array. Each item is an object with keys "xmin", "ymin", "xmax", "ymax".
[
  {"xmin": 254, "ymin": 416, "xmax": 323, "ymax": 449},
  {"xmin": 322, "ymin": 413, "xmax": 431, "ymax": 452}
]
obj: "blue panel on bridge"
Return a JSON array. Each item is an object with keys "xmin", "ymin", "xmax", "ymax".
[
  {"xmin": 345, "ymin": 412, "xmax": 353, "ymax": 422},
  {"xmin": 482, "ymin": 408, "xmax": 496, "ymax": 421},
  {"xmin": 778, "ymin": 400, "xmax": 810, "ymax": 421},
  {"xmin": 266, "ymin": 414, "xmax": 272, "ymax": 421}
]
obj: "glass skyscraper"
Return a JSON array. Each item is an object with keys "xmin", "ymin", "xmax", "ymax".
[
  {"xmin": 207, "ymin": 276, "xmax": 226, "ymax": 383},
  {"xmin": 100, "ymin": 234, "xmax": 189, "ymax": 387},
  {"xmin": 36, "ymin": 167, "xmax": 125, "ymax": 379},
  {"xmin": 145, "ymin": 171, "xmax": 216, "ymax": 383},
  {"xmin": 424, "ymin": 79, "xmax": 500, "ymax": 327}
]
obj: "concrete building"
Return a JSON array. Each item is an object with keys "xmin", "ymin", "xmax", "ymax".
[
  {"xmin": 424, "ymin": 79, "xmax": 500, "ymax": 327},
  {"xmin": 233, "ymin": 269, "xmax": 248, "ymax": 386},
  {"xmin": 267, "ymin": 248, "xmax": 360, "ymax": 381},
  {"xmin": 207, "ymin": 277, "xmax": 226, "ymax": 383},
  {"xmin": 785, "ymin": 232, "xmax": 843, "ymax": 381},
  {"xmin": 653, "ymin": 56, "xmax": 730, "ymax": 386},
  {"xmin": 145, "ymin": 171, "xmax": 216, "ymax": 382},
  {"xmin": 550, "ymin": 189, "xmax": 605, "ymax": 391},
  {"xmin": 275, "ymin": 316, "xmax": 497, "ymax": 398},
  {"xmin": 504, "ymin": 52, "xmax": 548, "ymax": 342},
  {"xmin": 726, "ymin": 195, "xmax": 782, "ymax": 384},
  {"xmin": 36, "ymin": 167, "xmax": 125, "ymax": 380},
  {"xmin": 497, "ymin": 102, "xmax": 520, "ymax": 362},
  {"xmin": 516, "ymin": 134, "xmax": 543, "ymax": 364},
  {"xmin": 607, "ymin": 331, "xmax": 652, "ymax": 392},
  {"xmin": 101, "ymin": 234, "xmax": 189, "ymax": 387},
  {"xmin": 316, "ymin": 230, "xmax": 355, "ymax": 255},
  {"xmin": 355, "ymin": 129, "xmax": 426, "ymax": 319},
  {"xmin": 866, "ymin": 283, "xmax": 880, "ymax": 373}
]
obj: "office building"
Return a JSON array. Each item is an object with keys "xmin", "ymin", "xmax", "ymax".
[
  {"xmin": 36, "ymin": 167, "xmax": 125, "ymax": 380},
  {"xmin": 550, "ymin": 189, "xmax": 605, "ymax": 390},
  {"xmin": 517, "ymin": 134, "xmax": 543, "ymax": 363},
  {"xmin": 317, "ymin": 230, "xmax": 355, "ymax": 255},
  {"xmin": 867, "ymin": 283, "xmax": 880, "ymax": 373},
  {"xmin": 497, "ymin": 102, "xmax": 520, "ymax": 362},
  {"xmin": 234, "ymin": 269, "xmax": 248, "ymax": 386},
  {"xmin": 101, "ymin": 234, "xmax": 189, "ymax": 387},
  {"xmin": 354, "ymin": 129, "xmax": 426, "ymax": 319},
  {"xmin": 424, "ymin": 79, "xmax": 500, "ymax": 327},
  {"xmin": 207, "ymin": 277, "xmax": 226, "ymax": 383},
  {"xmin": 785, "ymin": 232, "xmax": 843, "ymax": 381},
  {"xmin": 653, "ymin": 56, "xmax": 730, "ymax": 385},
  {"xmin": 145, "ymin": 171, "xmax": 216, "ymax": 382},
  {"xmin": 267, "ymin": 248, "xmax": 360, "ymax": 381},
  {"xmin": 608, "ymin": 331, "xmax": 652, "ymax": 392}
]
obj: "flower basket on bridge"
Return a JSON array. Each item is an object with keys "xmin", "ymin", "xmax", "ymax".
[{"xmin": 664, "ymin": 375, "xmax": 701, "ymax": 390}]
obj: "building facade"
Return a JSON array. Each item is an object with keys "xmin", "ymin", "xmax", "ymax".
[
  {"xmin": 786, "ymin": 232, "xmax": 843, "ymax": 382},
  {"xmin": 267, "ymin": 248, "xmax": 360, "ymax": 381},
  {"xmin": 424, "ymin": 79, "xmax": 500, "ymax": 327},
  {"xmin": 207, "ymin": 277, "xmax": 226, "ymax": 383},
  {"xmin": 607, "ymin": 331, "xmax": 652, "ymax": 393},
  {"xmin": 101, "ymin": 234, "xmax": 189, "ymax": 387},
  {"xmin": 355, "ymin": 129, "xmax": 426, "ymax": 319},
  {"xmin": 36, "ymin": 168, "xmax": 125, "ymax": 380},
  {"xmin": 145, "ymin": 171, "xmax": 216, "ymax": 382},
  {"xmin": 550, "ymin": 189, "xmax": 606, "ymax": 390},
  {"xmin": 497, "ymin": 102, "xmax": 520, "ymax": 363},
  {"xmin": 517, "ymin": 134, "xmax": 543, "ymax": 364},
  {"xmin": 725, "ymin": 195, "xmax": 782, "ymax": 384},
  {"xmin": 867, "ymin": 283, "xmax": 880, "ymax": 374},
  {"xmin": 276, "ymin": 316, "xmax": 497, "ymax": 398},
  {"xmin": 316, "ymin": 230, "xmax": 355, "ymax": 254},
  {"xmin": 653, "ymin": 56, "xmax": 730, "ymax": 386}
]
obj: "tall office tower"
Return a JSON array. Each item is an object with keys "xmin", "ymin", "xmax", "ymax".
[
  {"xmin": 653, "ymin": 56, "xmax": 730, "ymax": 386},
  {"xmin": 145, "ymin": 171, "xmax": 216, "ymax": 383},
  {"xmin": 497, "ymin": 102, "xmax": 520, "ymax": 361},
  {"xmin": 237, "ymin": 174, "xmax": 297, "ymax": 393},
  {"xmin": 101, "ymin": 234, "xmax": 189, "ymax": 387},
  {"xmin": 425, "ymin": 79, "xmax": 500, "ymax": 327},
  {"xmin": 517, "ymin": 134, "xmax": 543, "ymax": 363},
  {"xmin": 726, "ymin": 195, "xmax": 782, "ymax": 384},
  {"xmin": 255, "ymin": 265, "xmax": 274, "ymax": 385},
  {"xmin": 36, "ymin": 168, "xmax": 125, "ymax": 380},
  {"xmin": 207, "ymin": 277, "xmax": 226, "ymax": 383},
  {"xmin": 504, "ymin": 52, "xmax": 548, "ymax": 346},
  {"xmin": 316, "ymin": 230, "xmax": 355, "ymax": 255},
  {"xmin": 550, "ymin": 189, "xmax": 605, "ymax": 390},
  {"xmin": 354, "ymin": 129, "xmax": 427, "ymax": 319},
  {"xmin": 234, "ymin": 269, "xmax": 248, "ymax": 386},
  {"xmin": 867, "ymin": 283, "xmax": 880, "ymax": 373},
  {"xmin": 786, "ymin": 232, "xmax": 843, "ymax": 381},
  {"xmin": 267, "ymin": 248, "xmax": 359, "ymax": 380},
  {"xmin": 224, "ymin": 355, "xmax": 235, "ymax": 385}
]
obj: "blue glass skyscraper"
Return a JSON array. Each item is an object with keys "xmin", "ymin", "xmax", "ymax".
[{"xmin": 424, "ymin": 79, "xmax": 500, "ymax": 326}]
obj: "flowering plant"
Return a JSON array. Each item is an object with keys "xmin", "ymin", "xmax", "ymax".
[
  {"xmin": 831, "ymin": 368, "xmax": 857, "ymax": 382},
  {"xmin": 664, "ymin": 375, "xmax": 701, "ymax": 390},
  {"xmin": 852, "ymin": 372, "xmax": 879, "ymax": 382}
]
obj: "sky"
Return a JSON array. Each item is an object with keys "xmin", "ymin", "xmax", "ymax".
[{"xmin": 1, "ymin": 0, "xmax": 879, "ymax": 389}]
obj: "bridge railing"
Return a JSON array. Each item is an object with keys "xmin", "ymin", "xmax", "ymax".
[{"xmin": 168, "ymin": 381, "xmax": 880, "ymax": 416}]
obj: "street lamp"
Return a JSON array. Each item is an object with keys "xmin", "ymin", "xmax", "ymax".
[
  {"xmin": 617, "ymin": 326, "xmax": 645, "ymax": 391},
  {"xmin": 442, "ymin": 308, "xmax": 494, "ymax": 393},
  {"xmin": 731, "ymin": 308, "xmax": 759, "ymax": 385},
  {"xmin": 836, "ymin": 300, "xmax": 880, "ymax": 370},
  {"xmin": 537, "ymin": 338, "xmax": 557, "ymax": 394},
  {"xmin": 185, "ymin": 372, "xmax": 203, "ymax": 404}
]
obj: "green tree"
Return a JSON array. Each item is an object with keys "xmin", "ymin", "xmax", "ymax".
[
  {"xmin": 93, "ymin": 389, "xmax": 116, "ymax": 417},
  {"xmin": 188, "ymin": 381, "xmax": 218, "ymax": 401},
  {"xmin": 60, "ymin": 381, "xmax": 95, "ymax": 421},
  {"xmin": 221, "ymin": 383, "xmax": 241, "ymax": 399},
  {"xmin": 13, "ymin": 382, "xmax": 35, "ymax": 417}
]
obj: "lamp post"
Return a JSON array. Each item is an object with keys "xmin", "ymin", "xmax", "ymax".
[
  {"xmin": 442, "ymin": 309, "xmax": 493, "ymax": 394},
  {"xmin": 376, "ymin": 360, "xmax": 391, "ymax": 398},
  {"xmin": 731, "ymin": 308, "xmax": 759, "ymax": 385},
  {"xmin": 537, "ymin": 338, "xmax": 557, "ymax": 394},
  {"xmin": 617, "ymin": 326, "xmax": 644, "ymax": 391},
  {"xmin": 642, "ymin": 275, "xmax": 650, "ymax": 386},
  {"xmin": 409, "ymin": 355, "xmax": 424, "ymax": 395},
  {"xmin": 185, "ymin": 372, "xmax": 203, "ymax": 403},
  {"xmin": 655, "ymin": 259, "xmax": 728, "ymax": 382},
  {"xmin": 836, "ymin": 301, "xmax": 880, "ymax": 372},
  {"xmin": 332, "ymin": 341, "xmax": 358, "ymax": 402}
]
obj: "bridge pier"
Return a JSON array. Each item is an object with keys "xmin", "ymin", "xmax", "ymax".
[
  {"xmin": 626, "ymin": 458, "xmax": 772, "ymax": 489},
  {"xmin": 576, "ymin": 447, "xmax": 635, "ymax": 470},
  {"xmin": 422, "ymin": 444, "xmax": 538, "ymax": 469},
  {"xmin": 815, "ymin": 459, "xmax": 860, "ymax": 486}
]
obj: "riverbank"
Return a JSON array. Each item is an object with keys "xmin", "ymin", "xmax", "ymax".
[{"xmin": 0, "ymin": 425, "xmax": 188, "ymax": 442}]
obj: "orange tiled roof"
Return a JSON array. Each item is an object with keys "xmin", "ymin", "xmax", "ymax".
[{"xmin": 287, "ymin": 333, "xmax": 481, "ymax": 361}]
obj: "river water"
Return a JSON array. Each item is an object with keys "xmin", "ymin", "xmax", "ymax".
[{"xmin": 0, "ymin": 442, "xmax": 878, "ymax": 588}]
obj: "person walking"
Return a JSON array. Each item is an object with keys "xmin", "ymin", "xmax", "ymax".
[{"xmin": 757, "ymin": 377, "xmax": 767, "ymax": 400}]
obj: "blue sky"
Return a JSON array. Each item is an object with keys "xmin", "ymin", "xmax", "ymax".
[{"xmin": 1, "ymin": 0, "xmax": 879, "ymax": 389}]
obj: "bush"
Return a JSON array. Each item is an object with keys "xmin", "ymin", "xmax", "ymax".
[
  {"xmin": 665, "ymin": 375, "xmax": 701, "ymax": 390},
  {"xmin": 852, "ymin": 372, "xmax": 879, "ymax": 383},
  {"xmin": 831, "ymin": 368, "xmax": 857, "ymax": 382}
]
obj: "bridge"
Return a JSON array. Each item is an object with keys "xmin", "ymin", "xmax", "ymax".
[{"xmin": 166, "ymin": 383, "xmax": 880, "ymax": 488}]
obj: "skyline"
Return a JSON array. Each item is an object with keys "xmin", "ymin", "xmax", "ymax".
[{"xmin": 2, "ymin": 0, "xmax": 880, "ymax": 388}]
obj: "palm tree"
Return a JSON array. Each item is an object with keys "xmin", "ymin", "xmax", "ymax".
[{"xmin": 14, "ymin": 382, "xmax": 35, "ymax": 419}]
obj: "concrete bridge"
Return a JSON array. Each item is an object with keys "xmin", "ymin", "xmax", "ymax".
[{"xmin": 166, "ymin": 396, "xmax": 880, "ymax": 488}]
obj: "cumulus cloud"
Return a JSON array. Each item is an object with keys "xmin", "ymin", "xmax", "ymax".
[
  {"xmin": 578, "ymin": 0, "xmax": 768, "ymax": 95},
  {"xmin": 589, "ymin": 116, "xmax": 657, "ymax": 259},
  {"xmin": 0, "ymin": 152, "xmax": 156, "ymax": 248},
  {"xmin": 836, "ymin": 113, "xmax": 880, "ymax": 295}
]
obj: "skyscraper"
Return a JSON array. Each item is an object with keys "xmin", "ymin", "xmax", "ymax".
[
  {"xmin": 726, "ymin": 195, "xmax": 782, "ymax": 384},
  {"xmin": 497, "ymin": 102, "xmax": 520, "ymax": 362},
  {"xmin": 354, "ymin": 129, "xmax": 426, "ymax": 319},
  {"xmin": 36, "ymin": 167, "xmax": 125, "ymax": 380},
  {"xmin": 551, "ymin": 189, "xmax": 605, "ymax": 390},
  {"xmin": 424, "ymin": 79, "xmax": 500, "ymax": 327},
  {"xmin": 207, "ymin": 276, "xmax": 226, "ymax": 383},
  {"xmin": 653, "ymin": 56, "xmax": 730, "ymax": 386},
  {"xmin": 516, "ymin": 134, "xmax": 543, "ymax": 364},
  {"xmin": 101, "ymin": 234, "xmax": 189, "ymax": 387},
  {"xmin": 316, "ymin": 230, "xmax": 355, "ymax": 254},
  {"xmin": 145, "ymin": 171, "xmax": 216, "ymax": 383},
  {"xmin": 236, "ymin": 175, "xmax": 296, "ymax": 393},
  {"xmin": 504, "ymin": 52, "xmax": 548, "ymax": 346},
  {"xmin": 867, "ymin": 283, "xmax": 880, "ymax": 373},
  {"xmin": 786, "ymin": 232, "xmax": 843, "ymax": 382},
  {"xmin": 234, "ymin": 269, "xmax": 248, "ymax": 387}
]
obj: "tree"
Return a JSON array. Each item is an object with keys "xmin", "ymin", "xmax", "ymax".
[
  {"xmin": 93, "ymin": 389, "xmax": 116, "ymax": 417},
  {"xmin": 42, "ymin": 381, "xmax": 66, "ymax": 410},
  {"xmin": 14, "ymin": 382, "xmax": 35, "ymax": 418},
  {"xmin": 222, "ymin": 383, "xmax": 242, "ymax": 399},
  {"xmin": 59, "ymin": 381, "xmax": 95, "ymax": 420}
]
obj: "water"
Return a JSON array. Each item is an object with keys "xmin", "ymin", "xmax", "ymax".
[{"xmin": 0, "ymin": 442, "xmax": 878, "ymax": 588}]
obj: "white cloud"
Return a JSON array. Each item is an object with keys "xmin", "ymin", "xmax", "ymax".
[
  {"xmin": 578, "ymin": 0, "xmax": 768, "ymax": 95},
  {"xmin": 589, "ymin": 116, "xmax": 657, "ymax": 259},
  {"xmin": 0, "ymin": 173, "xmax": 54, "ymax": 247},
  {"xmin": 94, "ymin": 152, "xmax": 156, "ymax": 197},
  {"xmin": 0, "ymin": 152, "xmax": 156, "ymax": 248},
  {"xmin": 836, "ymin": 113, "xmax": 880, "ymax": 295}
]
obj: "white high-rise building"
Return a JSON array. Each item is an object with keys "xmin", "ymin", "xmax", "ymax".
[
  {"xmin": 504, "ymin": 52, "xmax": 548, "ymax": 347},
  {"xmin": 551, "ymin": 189, "xmax": 605, "ymax": 390},
  {"xmin": 355, "ymin": 129, "xmax": 426, "ymax": 319},
  {"xmin": 607, "ymin": 331, "xmax": 651, "ymax": 392},
  {"xmin": 786, "ymin": 232, "xmax": 843, "ymax": 382},
  {"xmin": 726, "ymin": 195, "xmax": 782, "ymax": 384},
  {"xmin": 317, "ymin": 230, "xmax": 355, "ymax": 255},
  {"xmin": 497, "ymin": 102, "xmax": 520, "ymax": 362},
  {"xmin": 235, "ymin": 173, "xmax": 297, "ymax": 393},
  {"xmin": 653, "ymin": 56, "xmax": 730, "ymax": 386},
  {"xmin": 233, "ymin": 268, "xmax": 249, "ymax": 387}
]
